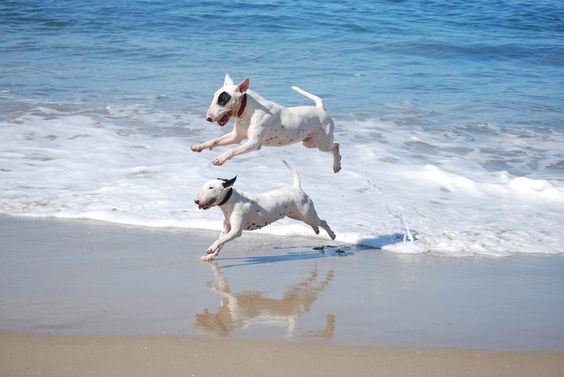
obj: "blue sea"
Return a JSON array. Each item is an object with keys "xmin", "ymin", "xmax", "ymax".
[{"xmin": 1, "ymin": 0, "xmax": 563, "ymax": 256}]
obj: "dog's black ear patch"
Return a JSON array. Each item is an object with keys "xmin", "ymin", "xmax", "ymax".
[
  {"xmin": 218, "ymin": 175, "xmax": 237, "ymax": 188},
  {"xmin": 217, "ymin": 92, "xmax": 231, "ymax": 106}
]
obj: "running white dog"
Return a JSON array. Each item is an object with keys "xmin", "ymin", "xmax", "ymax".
[
  {"xmin": 191, "ymin": 74, "xmax": 342, "ymax": 173},
  {"xmin": 194, "ymin": 160, "xmax": 336, "ymax": 261}
]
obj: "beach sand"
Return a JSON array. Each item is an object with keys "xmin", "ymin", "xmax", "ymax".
[
  {"xmin": 1, "ymin": 214, "xmax": 564, "ymax": 376},
  {"xmin": 2, "ymin": 334, "xmax": 564, "ymax": 377}
]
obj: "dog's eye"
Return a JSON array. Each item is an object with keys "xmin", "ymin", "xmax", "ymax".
[
  {"xmin": 209, "ymin": 186, "xmax": 214, "ymax": 189},
  {"xmin": 217, "ymin": 92, "xmax": 231, "ymax": 106}
]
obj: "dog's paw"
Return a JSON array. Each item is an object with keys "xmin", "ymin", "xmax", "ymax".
[
  {"xmin": 206, "ymin": 243, "xmax": 219, "ymax": 254},
  {"xmin": 333, "ymin": 162, "xmax": 341, "ymax": 174},
  {"xmin": 212, "ymin": 157, "xmax": 225, "ymax": 166},
  {"xmin": 191, "ymin": 145, "xmax": 204, "ymax": 153},
  {"xmin": 200, "ymin": 253, "xmax": 217, "ymax": 261},
  {"xmin": 333, "ymin": 152, "xmax": 342, "ymax": 173}
]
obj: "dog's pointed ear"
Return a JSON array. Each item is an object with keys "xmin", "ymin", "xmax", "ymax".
[
  {"xmin": 221, "ymin": 175, "xmax": 237, "ymax": 188},
  {"xmin": 224, "ymin": 73, "xmax": 234, "ymax": 86},
  {"xmin": 237, "ymin": 78, "xmax": 250, "ymax": 93}
]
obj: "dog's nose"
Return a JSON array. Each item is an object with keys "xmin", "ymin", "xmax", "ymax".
[
  {"xmin": 206, "ymin": 117, "xmax": 213, "ymax": 122},
  {"xmin": 194, "ymin": 199, "xmax": 200, "ymax": 205}
]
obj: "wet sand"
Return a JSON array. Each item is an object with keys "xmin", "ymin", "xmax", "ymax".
[{"xmin": 1, "ymin": 214, "xmax": 564, "ymax": 376}]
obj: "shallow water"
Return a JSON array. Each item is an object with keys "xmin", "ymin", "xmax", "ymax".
[
  {"xmin": 2, "ymin": 216, "xmax": 564, "ymax": 350},
  {"xmin": 1, "ymin": 0, "xmax": 563, "ymax": 256}
]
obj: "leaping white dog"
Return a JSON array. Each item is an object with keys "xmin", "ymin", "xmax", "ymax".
[
  {"xmin": 191, "ymin": 74, "xmax": 342, "ymax": 173},
  {"xmin": 194, "ymin": 160, "xmax": 336, "ymax": 261}
]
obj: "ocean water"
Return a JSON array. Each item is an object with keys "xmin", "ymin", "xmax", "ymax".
[{"xmin": 1, "ymin": 0, "xmax": 563, "ymax": 256}]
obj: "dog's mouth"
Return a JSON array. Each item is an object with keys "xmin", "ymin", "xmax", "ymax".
[
  {"xmin": 217, "ymin": 112, "xmax": 232, "ymax": 126},
  {"xmin": 198, "ymin": 198, "xmax": 217, "ymax": 210}
]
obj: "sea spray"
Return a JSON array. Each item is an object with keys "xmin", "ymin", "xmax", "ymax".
[{"xmin": 386, "ymin": 205, "xmax": 416, "ymax": 243}]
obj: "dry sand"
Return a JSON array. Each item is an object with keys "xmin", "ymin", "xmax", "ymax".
[
  {"xmin": 2, "ymin": 335, "xmax": 564, "ymax": 377},
  {"xmin": 1, "ymin": 215, "xmax": 564, "ymax": 376}
]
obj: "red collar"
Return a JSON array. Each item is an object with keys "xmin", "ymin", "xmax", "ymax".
[{"xmin": 237, "ymin": 93, "xmax": 247, "ymax": 117}]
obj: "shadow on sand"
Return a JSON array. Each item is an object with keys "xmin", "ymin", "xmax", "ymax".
[{"xmin": 216, "ymin": 232, "xmax": 408, "ymax": 268}]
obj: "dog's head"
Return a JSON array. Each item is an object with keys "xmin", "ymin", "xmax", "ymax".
[
  {"xmin": 206, "ymin": 74, "xmax": 249, "ymax": 127},
  {"xmin": 194, "ymin": 176, "xmax": 237, "ymax": 210}
]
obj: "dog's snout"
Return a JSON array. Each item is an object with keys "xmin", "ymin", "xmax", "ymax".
[
  {"xmin": 194, "ymin": 199, "xmax": 200, "ymax": 205},
  {"xmin": 206, "ymin": 116, "xmax": 213, "ymax": 122}
]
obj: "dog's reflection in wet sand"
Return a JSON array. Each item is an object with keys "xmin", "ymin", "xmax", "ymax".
[{"xmin": 195, "ymin": 263, "xmax": 335, "ymax": 340}]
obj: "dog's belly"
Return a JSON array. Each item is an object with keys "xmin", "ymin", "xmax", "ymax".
[
  {"xmin": 262, "ymin": 109, "xmax": 323, "ymax": 147},
  {"xmin": 262, "ymin": 126, "xmax": 305, "ymax": 146},
  {"xmin": 263, "ymin": 135, "xmax": 296, "ymax": 147},
  {"xmin": 243, "ymin": 210, "xmax": 287, "ymax": 230},
  {"xmin": 242, "ymin": 190, "xmax": 302, "ymax": 231}
]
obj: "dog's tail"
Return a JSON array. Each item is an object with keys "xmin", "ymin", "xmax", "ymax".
[
  {"xmin": 291, "ymin": 86, "xmax": 324, "ymax": 110},
  {"xmin": 282, "ymin": 160, "xmax": 301, "ymax": 189}
]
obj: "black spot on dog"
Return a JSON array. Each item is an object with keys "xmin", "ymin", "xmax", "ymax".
[{"xmin": 217, "ymin": 92, "xmax": 231, "ymax": 106}]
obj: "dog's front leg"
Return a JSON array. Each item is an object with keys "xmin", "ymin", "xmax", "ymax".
[
  {"xmin": 211, "ymin": 140, "xmax": 262, "ymax": 166},
  {"xmin": 201, "ymin": 219, "xmax": 244, "ymax": 261},
  {"xmin": 212, "ymin": 125, "xmax": 267, "ymax": 166},
  {"xmin": 191, "ymin": 130, "xmax": 242, "ymax": 153},
  {"xmin": 205, "ymin": 221, "xmax": 230, "ymax": 261}
]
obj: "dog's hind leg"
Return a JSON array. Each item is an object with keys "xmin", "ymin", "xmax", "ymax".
[
  {"xmin": 302, "ymin": 136, "xmax": 317, "ymax": 149},
  {"xmin": 290, "ymin": 201, "xmax": 336, "ymax": 240},
  {"xmin": 318, "ymin": 219, "xmax": 336, "ymax": 240},
  {"xmin": 308, "ymin": 120, "xmax": 342, "ymax": 173},
  {"xmin": 331, "ymin": 143, "xmax": 341, "ymax": 173}
]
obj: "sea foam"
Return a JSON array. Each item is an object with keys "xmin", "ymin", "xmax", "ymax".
[{"xmin": 1, "ymin": 104, "xmax": 563, "ymax": 257}]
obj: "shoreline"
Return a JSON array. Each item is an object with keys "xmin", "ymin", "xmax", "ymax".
[
  {"xmin": 1, "ymin": 214, "xmax": 564, "ymax": 353},
  {"xmin": 2, "ymin": 214, "xmax": 564, "ymax": 375},
  {"xmin": 2, "ymin": 214, "xmax": 564, "ymax": 350}
]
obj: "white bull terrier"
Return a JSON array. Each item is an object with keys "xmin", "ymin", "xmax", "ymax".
[
  {"xmin": 194, "ymin": 160, "xmax": 336, "ymax": 261},
  {"xmin": 191, "ymin": 74, "xmax": 342, "ymax": 173}
]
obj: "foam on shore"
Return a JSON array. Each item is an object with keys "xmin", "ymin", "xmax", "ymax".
[{"xmin": 1, "ymin": 105, "xmax": 563, "ymax": 256}]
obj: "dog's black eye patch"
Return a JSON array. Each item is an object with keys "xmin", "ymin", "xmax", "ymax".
[{"xmin": 217, "ymin": 92, "xmax": 231, "ymax": 106}]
